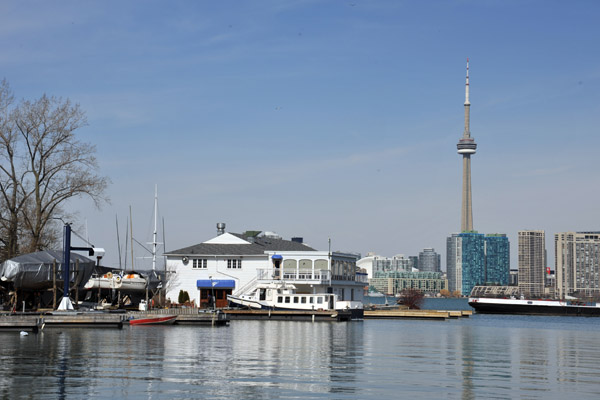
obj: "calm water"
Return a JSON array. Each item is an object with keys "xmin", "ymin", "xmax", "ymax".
[{"xmin": 2, "ymin": 308, "xmax": 600, "ymax": 399}]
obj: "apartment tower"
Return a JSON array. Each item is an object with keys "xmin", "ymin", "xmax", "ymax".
[{"xmin": 518, "ymin": 230, "xmax": 546, "ymax": 298}]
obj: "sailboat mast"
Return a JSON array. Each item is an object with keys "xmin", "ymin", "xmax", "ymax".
[
  {"xmin": 152, "ymin": 185, "xmax": 158, "ymax": 271},
  {"xmin": 116, "ymin": 215, "xmax": 122, "ymax": 269},
  {"xmin": 130, "ymin": 205, "xmax": 134, "ymax": 271}
]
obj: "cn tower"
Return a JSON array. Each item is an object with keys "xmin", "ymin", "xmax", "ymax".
[{"xmin": 457, "ymin": 59, "xmax": 477, "ymax": 232}]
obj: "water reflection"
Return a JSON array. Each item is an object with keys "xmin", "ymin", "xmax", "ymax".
[{"xmin": 2, "ymin": 316, "xmax": 600, "ymax": 398}]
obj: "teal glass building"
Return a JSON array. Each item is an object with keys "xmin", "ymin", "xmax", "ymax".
[
  {"xmin": 460, "ymin": 232, "xmax": 486, "ymax": 295},
  {"xmin": 484, "ymin": 234, "xmax": 510, "ymax": 285}
]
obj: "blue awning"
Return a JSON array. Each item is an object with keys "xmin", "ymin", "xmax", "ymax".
[
  {"xmin": 271, "ymin": 254, "xmax": 283, "ymax": 260},
  {"xmin": 197, "ymin": 279, "xmax": 236, "ymax": 289}
]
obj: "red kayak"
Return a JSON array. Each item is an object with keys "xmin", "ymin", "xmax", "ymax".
[{"xmin": 129, "ymin": 315, "xmax": 177, "ymax": 326}]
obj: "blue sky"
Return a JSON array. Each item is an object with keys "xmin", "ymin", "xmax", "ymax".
[{"xmin": 1, "ymin": 1, "xmax": 599, "ymax": 269}]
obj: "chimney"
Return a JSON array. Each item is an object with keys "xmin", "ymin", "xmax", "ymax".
[
  {"xmin": 217, "ymin": 222, "xmax": 226, "ymax": 235},
  {"xmin": 291, "ymin": 237, "xmax": 303, "ymax": 244}
]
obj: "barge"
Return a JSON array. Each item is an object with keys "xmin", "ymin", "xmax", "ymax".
[{"xmin": 468, "ymin": 297, "xmax": 600, "ymax": 316}]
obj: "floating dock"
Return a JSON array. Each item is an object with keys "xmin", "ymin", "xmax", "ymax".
[
  {"xmin": 0, "ymin": 308, "xmax": 228, "ymax": 331},
  {"xmin": 364, "ymin": 309, "xmax": 472, "ymax": 320},
  {"xmin": 130, "ymin": 309, "xmax": 229, "ymax": 326},
  {"xmin": 0, "ymin": 312, "xmax": 125, "ymax": 331},
  {"xmin": 224, "ymin": 309, "xmax": 357, "ymax": 321}
]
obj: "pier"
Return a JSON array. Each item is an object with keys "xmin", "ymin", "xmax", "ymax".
[
  {"xmin": 364, "ymin": 309, "xmax": 472, "ymax": 320},
  {"xmin": 0, "ymin": 308, "xmax": 228, "ymax": 331}
]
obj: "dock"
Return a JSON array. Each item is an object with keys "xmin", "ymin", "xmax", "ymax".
[
  {"xmin": 0, "ymin": 308, "xmax": 229, "ymax": 331},
  {"xmin": 130, "ymin": 308, "xmax": 229, "ymax": 326},
  {"xmin": 224, "ymin": 309, "xmax": 357, "ymax": 321},
  {"xmin": 364, "ymin": 309, "xmax": 472, "ymax": 320},
  {"xmin": 0, "ymin": 312, "xmax": 125, "ymax": 331}
]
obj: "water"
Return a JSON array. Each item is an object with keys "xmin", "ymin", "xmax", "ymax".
[{"xmin": 2, "ymin": 308, "xmax": 600, "ymax": 399}]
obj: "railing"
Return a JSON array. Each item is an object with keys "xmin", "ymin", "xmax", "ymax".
[
  {"xmin": 256, "ymin": 268, "xmax": 331, "ymax": 284},
  {"xmin": 234, "ymin": 277, "xmax": 258, "ymax": 296}
]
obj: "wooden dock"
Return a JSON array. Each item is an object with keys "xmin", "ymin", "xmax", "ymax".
[
  {"xmin": 0, "ymin": 315, "xmax": 42, "ymax": 332},
  {"xmin": 0, "ymin": 312, "xmax": 125, "ymax": 331},
  {"xmin": 364, "ymin": 309, "xmax": 472, "ymax": 320},
  {"xmin": 224, "ymin": 309, "xmax": 357, "ymax": 321},
  {"xmin": 130, "ymin": 309, "xmax": 229, "ymax": 326}
]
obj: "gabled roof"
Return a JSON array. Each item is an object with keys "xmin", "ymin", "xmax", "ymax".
[{"xmin": 165, "ymin": 233, "xmax": 315, "ymax": 256}]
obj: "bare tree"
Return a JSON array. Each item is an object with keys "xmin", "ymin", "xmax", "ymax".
[
  {"xmin": 0, "ymin": 81, "xmax": 109, "ymax": 260},
  {"xmin": 0, "ymin": 79, "xmax": 22, "ymax": 259},
  {"xmin": 397, "ymin": 288, "xmax": 425, "ymax": 309}
]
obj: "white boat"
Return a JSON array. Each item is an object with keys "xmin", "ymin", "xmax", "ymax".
[
  {"xmin": 118, "ymin": 271, "xmax": 147, "ymax": 292},
  {"xmin": 227, "ymin": 281, "xmax": 361, "ymax": 312},
  {"xmin": 84, "ymin": 271, "xmax": 121, "ymax": 290},
  {"xmin": 83, "ymin": 270, "xmax": 146, "ymax": 291}
]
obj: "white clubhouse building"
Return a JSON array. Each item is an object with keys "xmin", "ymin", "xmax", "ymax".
[{"xmin": 164, "ymin": 224, "xmax": 366, "ymax": 308}]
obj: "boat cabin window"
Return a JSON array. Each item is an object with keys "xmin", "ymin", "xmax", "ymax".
[
  {"xmin": 317, "ymin": 297, "xmax": 323, "ymax": 304},
  {"xmin": 301, "ymin": 297, "xmax": 307, "ymax": 304},
  {"xmin": 309, "ymin": 297, "xmax": 314, "ymax": 304},
  {"xmin": 293, "ymin": 297, "xmax": 299, "ymax": 303},
  {"xmin": 285, "ymin": 296, "xmax": 291, "ymax": 303},
  {"xmin": 277, "ymin": 296, "xmax": 283, "ymax": 303}
]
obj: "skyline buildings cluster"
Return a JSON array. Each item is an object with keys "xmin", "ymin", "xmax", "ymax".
[{"xmin": 447, "ymin": 63, "xmax": 600, "ymax": 299}]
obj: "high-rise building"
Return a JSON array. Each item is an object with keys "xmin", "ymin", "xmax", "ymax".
[
  {"xmin": 446, "ymin": 233, "xmax": 461, "ymax": 293},
  {"xmin": 485, "ymin": 234, "xmax": 510, "ymax": 285},
  {"xmin": 457, "ymin": 59, "xmax": 477, "ymax": 233},
  {"xmin": 447, "ymin": 232, "xmax": 510, "ymax": 295},
  {"xmin": 518, "ymin": 230, "xmax": 546, "ymax": 297},
  {"xmin": 555, "ymin": 232, "xmax": 600, "ymax": 298},
  {"xmin": 418, "ymin": 248, "xmax": 441, "ymax": 272},
  {"xmin": 409, "ymin": 256, "xmax": 419, "ymax": 271},
  {"xmin": 460, "ymin": 232, "xmax": 486, "ymax": 295}
]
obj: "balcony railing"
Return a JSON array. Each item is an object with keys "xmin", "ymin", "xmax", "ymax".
[
  {"xmin": 256, "ymin": 268, "xmax": 331, "ymax": 284},
  {"xmin": 256, "ymin": 268, "xmax": 367, "ymax": 285}
]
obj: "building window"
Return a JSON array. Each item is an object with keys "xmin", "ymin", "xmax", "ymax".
[
  {"xmin": 192, "ymin": 259, "xmax": 207, "ymax": 269},
  {"xmin": 227, "ymin": 259, "xmax": 242, "ymax": 269}
]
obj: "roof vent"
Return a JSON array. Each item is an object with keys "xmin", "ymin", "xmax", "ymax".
[{"xmin": 217, "ymin": 222, "xmax": 226, "ymax": 236}]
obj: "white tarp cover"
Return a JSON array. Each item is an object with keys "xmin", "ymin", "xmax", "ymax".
[{"xmin": 0, "ymin": 250, "xmax": 95, "ymax": 290}]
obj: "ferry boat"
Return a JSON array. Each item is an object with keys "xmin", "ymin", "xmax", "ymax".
[
  {"xmin": 468, "ymin": 296, "xmax": 600, "ymax": 316},
  {"xmin": 227, "ymin": 281, "xmax": 363, "ymax": 315}
]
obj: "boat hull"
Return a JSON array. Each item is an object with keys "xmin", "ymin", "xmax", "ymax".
[
  {"xmin": 468, "ymin": 298, "xmax": 600, "ymax": 316},
  {"xmin": 129, "ymin": 315, "xmax": 177, "ymax": 325},
  {"xmin": 227, "ymin": 294, "xmax": 362, "ymax": 313}
]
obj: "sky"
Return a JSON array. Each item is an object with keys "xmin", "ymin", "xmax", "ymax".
[{"xmin": 1, "ymin": 0, "xmax": 599, "ymax": 270}]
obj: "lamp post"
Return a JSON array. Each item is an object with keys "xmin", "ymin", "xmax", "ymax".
[{"xmin": 209, "ymin": 275, "xmax": 215, "ymax": 310}]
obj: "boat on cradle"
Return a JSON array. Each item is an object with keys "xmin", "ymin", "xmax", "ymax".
[
  {"xmin": 118, "ymin": 271, "xmax": 147, "ymax": 292},
  {"xmin": 84, "ymin": 271, "xmax": 121, "ymax": 290},
  {"xmin": 83, "ymin": 270, "xmax": 147, "ymax": 292},
  {"xmin": 227, "ymin": 281, "xmax": 362, "ymax": 314},
  {"xmin": 468, "ymin": 297, "xmax": 600, "ymax": 316},
  {"xmin": 129, "ymin": 315, "xmax": 177, "ymax": 325}
]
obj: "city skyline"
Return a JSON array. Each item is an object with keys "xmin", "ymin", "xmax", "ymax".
[{"xmin": 0, "ymin": 2, "xmax": 598, "ymax": 269}]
